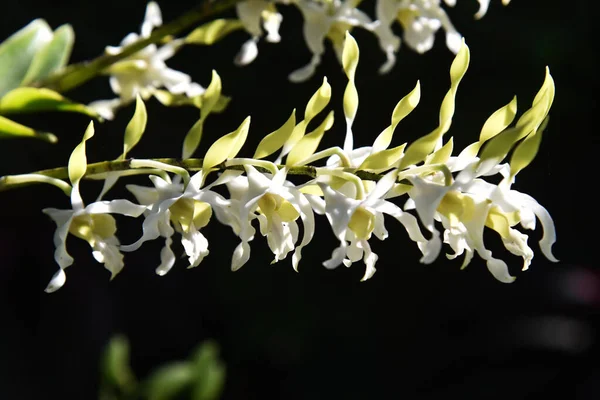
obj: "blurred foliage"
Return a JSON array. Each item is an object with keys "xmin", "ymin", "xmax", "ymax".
[{"xmin": 100, "ymin": 335, "xmax": 226, "ymax": 400}]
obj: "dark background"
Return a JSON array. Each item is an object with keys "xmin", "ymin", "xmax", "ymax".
[{"xmin": 1, "ymin": 0, "xmax": 598, "ymax": 399}]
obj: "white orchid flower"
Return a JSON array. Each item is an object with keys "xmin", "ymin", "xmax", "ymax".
[
  {"xmin": 122, "ymin": 170, "xmax": 238, "ymax": 275},
  {"xmin": 235, "ymin": 0, "xmax": 283, "ymax": 65},
  {"xmin": 372, "ymin": 0, "xmax": 463, "ymax": 73},
  {"xmin": 225, "ymin": 165, "xmax": 315, "ymax": 271},
  {"xmin": 317, "ymin": 169, "xmax": 440, "ymax": 281},
  {"xmin": 43, "ymin": 122, "xmax": 146, "ymax": 293},
  {"xmin": 289, "ymin": 0, "xmax": 373, "ymax": 82},
  {"xmin": 89, "ymin": 2, "xmax": 204, "ymax": 119}
]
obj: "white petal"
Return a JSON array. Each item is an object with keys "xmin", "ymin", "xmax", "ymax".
[
  {"xmin": 517, "ymin": 192, "xmax": 558, "ymax": 262},
  {"xmin": 360, "ymin": 240, "xmax": 378, "ymax": 281},
  {"xmin": 486, "ymin": 256, "xmax": 516, "ymax": 283},
  {"xmin": 88, "ymin": 99, "xmax": 121, "ymax": 120},
  {"xmin": 235, "ymin": 38, "xmax": 259, "ymax": 66},
  {"xmin": 263, "ymin": 11, "xmax": 282, "ymax": 43},
  {"xmin": 157, "ymin": 233, "xmax": 176, "ymax": 276},
  {"xmin": 141, "ymin": 1, "xmax": 162, "ymax": 37},
  {"xmin": 43, "ymin": 208, "xmax": 75, "ymax": 270},
  {"xmin": 323, "ymin": 244, "xmax": 347, "ymax": 270},
  {"xmin": 120, "ymin": 197, "xmax": 179, "ymax": 251},
  {"xmin": 92, "ymin": 239, "xmax": 124, "ymax": 279},
  {"xmin": 85, "ymin": 199, "xmax": 147, "ymax": 217},
  {"xmin": 45, "ymin": 268, "xmax": 67, "ymax": 293},
  {"xmin": 182, "ymin": 227, "xmax": 209, "ymax": 268},
  {"xmin": 291, "ymin": 192, "xmax": 316, "ymax": 272},
  {"xmin": 407, "ymin": 176, "xmax": 451, "ymax": 232},
  {"xmin": 232, "ymin": 241, "xmax": 251, "ymax": 271},
  {"xmin": 126, "ymin": 183, "xmax": 160, "ymax": 206},
  {"xmin": 288, "ymin": 55, "xmax": 321, "ymax": 83}
]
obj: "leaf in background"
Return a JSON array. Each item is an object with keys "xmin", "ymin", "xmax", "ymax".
[
  {"xmin": 0, "ymin": 19, "xmax": 53, "ymax": 97},
  {"xmin": 286, "ymin": 110, "xmax": 334, "ymax": 166},
  {"xmin": 122, "ymin": 94, "xmax": 147, "ymax": 159},
  {"xmin": 203, "ymin": 117, "xmax": 250, "ymax": 170},
  {"xmin": 145, "ymin": 362, "xmax": 196, "ymax": 400},
  {"xmin": 0, "ymin": 114, "xmax": 56, "ymax": 142},
  {"xmin": 101, "ymin": 335, "xmax": 137, "ymax": 394},
  {"xmin": 0, "ymin": 87, "xmax": 101, "ymax": 118},
  {"xmin": 21, "ymin": 24, "xmax": 74, "ymax": 85},
  {"xmin": 191, "ymin": 341, "xmax": 226, "ymax": 400},
  {"xmin": 186, "ymin": 19, "xmax": 245, "ymax": 45},
  {"xmin": 253, "ymin": 109, "xmax": 296, "ymax": 159}
]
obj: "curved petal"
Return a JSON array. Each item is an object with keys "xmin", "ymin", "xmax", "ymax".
[{"xmin": 45, "ymin": 268, "xmax": 67, "ymax": 293}]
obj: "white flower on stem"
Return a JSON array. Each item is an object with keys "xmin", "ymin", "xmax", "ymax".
[
  {"xmin": 89, "ymin": 2, "xmax": 204, "ymax": 119},
  {"xmin": 318, "ymin": 170, "xmax": 440, "ymax": 281},
  {"xmin": 289, "ymin": 0, "xmax": 373, "ymax": 82},
  {"xmin": 372, "ymin": 0, "xmax": 462, "ymax": 73},
  {"xmin": 225, "ymin": 165, "xmax": 315, "ymax": 271},
  {"xmin": 123, "ymin": 170, "xmax": 238, "ymax": 275},
  {"xmin": 235, "ymin": 0, "xmax": 283, "ymax": 65},
  {"xmin": 43, "ymin": 122, "xmax": 146, "ymax": 293},
  {"xmin": 43, "ymin": 200, "xmax": 146, "ymax": 292}
]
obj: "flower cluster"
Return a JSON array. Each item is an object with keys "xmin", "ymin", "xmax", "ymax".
[
  {"xmin": 4, "ymin": 32, "xmax": 554, "ymax": 292},
  {"xmin": 89, "ymin": 0, "xmax": 511, "ymax": 119}
]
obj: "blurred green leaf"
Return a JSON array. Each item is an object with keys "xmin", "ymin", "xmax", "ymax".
[
  {"xmin": 102, "ymin": 334, "xmax": 137, "ymax": 394},
  {"xmin": 0, "ymin": 19, "xmax": 52, "ymax": 97},
  {"xmin": 152, "ymin": 90, "xmax": 230, "ymax": 113},
  {"xmin": 185, "ymin": 19, "xmax": 244, "ymax": 45},
  {"xmin": 0, "ymin": 87, "xmax": 101, "ymax": 118},
  {"xmin": 122, "ymin": 94, "xmax": 148, "ymax": 158},
  {"xmin": 191, "ymin": 341, "xmax": 226, "ymax": 400},
  {"xmin": 21, "ymin": 24, "xmax": 75, "ymax": 85},
  {"xmin": 0, "ymin": 114, "xmax": 56, "ymax": 142},
  {"xmin": 145, "ymin": 362, "xmax": 196, "ymax": 400}
]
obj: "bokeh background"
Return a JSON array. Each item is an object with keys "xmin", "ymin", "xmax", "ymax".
[{"xmin": 1, "ymin": 0, "xmax": 598, "ymax": 398}]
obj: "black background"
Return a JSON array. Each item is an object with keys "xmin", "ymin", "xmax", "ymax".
[{"xmin": 1, "ymin": 0, "xmax": 598, "ymax": 399}]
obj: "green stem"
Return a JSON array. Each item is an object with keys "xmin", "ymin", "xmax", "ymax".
[
  {"xmin": 32, "ymin": 0, "xmax": 244, "ymax": 93},
  {"xmin": 0, "ymin": 158, "xmax": 413, "ymax": 192}
]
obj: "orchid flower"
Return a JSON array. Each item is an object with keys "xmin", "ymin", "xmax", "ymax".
[
  {"xmin": 235, "ymin": 0, "xmax": 283, "ymax": 65},
  {"xmin": 225, "ymin": 165, "xmax": 315, "ymax": 271},
  {"xmin": 43, "ymin": 123, "xmax": 146, "ymax": 292},
  {"xmin": 317, "ymin": 170, "xmax": 440, "ymax": 281},
  {"xmin": 372, "ymin": 0, "xmax": 510, "ymax": 74},
  {"xmin": 288, "ymin": 0, "xmax": 374, "ymax": 82},
  {"xmin": 89, "ymin": 2, "xmax": 204, "ymax": 119},
  {"xmin": 122, "ymin": 170, "xmax": 239, "ymax": 275}
]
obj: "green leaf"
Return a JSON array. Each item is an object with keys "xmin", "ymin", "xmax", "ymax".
[
  {"xmin": 358, "ymin": 144, "xmax": 406, "ymax": 171},
  {"xmin": 372, "ymin": 80, "xmax": 420, "ymax": 153},
  {"xmin": 304, "ymin": 77, "xmax": 331, "ymax": 122},
  {"xmin": 342, "ymin": 31, "xmax": 359, "ymax": 124},
  {"xmin": 0, "ymin": 87, "xmax": 100, "ymax": 118},
  {"xmin": 253, "ymin": 109, "xmax": 296, "ymax": 159},
  {"xmin": 191, "ymin": 341, "xmax": 226, "ymax": 400},
  {"xmin": 426, "ymin": 137, "xmax": 454, "ymax": 165},
  {"xmin": 0, "ymin": 19, "xmax": 52, "ymax": 97},
  {"xmin": 0, "ymin": 114, "xmax": 56, "ymax": 142},
  {"xmin": 145, "ymin": 362, "xmax": 195, "ymax": 400},
  {"xmin": 21, "ymin": 24, "xmax": 74, "ymax": 85},
  {"xmin": 68, "ymin": 121, "xmax": 94, "ymax": 185},
  {"xmin": 122, "ymin": 94, "xmax": 147, "ymax": 159},
  {"xmin": 182, "ymin": 70, "xmax": 222, "ymax": 159},
  {"xmin": 286, "ymin": 110, "xmax": 334, "ymax": 166},
  {"xmin": 203, "ymin": 117, "xmax": 250, "ymax": 170},
  {"xmin": 102, "ymin": 335, "xmax": 136, "ymax": 393},
  {"xmin": 399, "ymin": 41, "xmax": 469, "ymax": 169},
  {"xmin": 186, "ymin": 19, "xmax": 245, "ymax": 45},
  {"xmin": 480, "ymin": 96, "xmax": 517, "ymax": 143},
  {"xmin": 509, "ymin": 116, "xmax": 548, "ymax": 177}
]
